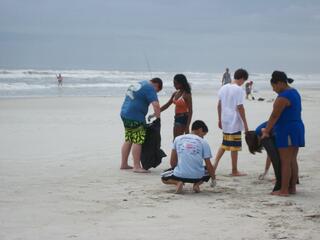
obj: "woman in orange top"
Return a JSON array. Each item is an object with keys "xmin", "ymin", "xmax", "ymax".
[{"xmin": 160, "ymin": 74, "xmax": 193, "ymax": 138}]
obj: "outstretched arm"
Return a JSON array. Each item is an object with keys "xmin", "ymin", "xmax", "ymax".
[
  {"xmin": 151, "ymin": 101, "xmax": 161, "ymax": 118},
  {"xmin": 217, "ymin": 100, "xmax": 222, "ymax": 129},
  {"xmin": 204, "ymin": 159, "xmax": 215, "ymax": 178},
  {"xmin": 237, "ymin": 104, "xmax": 249, "ymax": 132},
  {"xmin": 160, "ymin": 92, "xmax": 175, "ymax": 112},
  {"xmin": 170, "ymin": 149, "xmax": 178, "ymax": 168}
]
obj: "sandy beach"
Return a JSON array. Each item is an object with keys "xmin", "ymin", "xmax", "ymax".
[{"xmin": 1, "ymin": 91, "xmax": 320, "ymax": 240}]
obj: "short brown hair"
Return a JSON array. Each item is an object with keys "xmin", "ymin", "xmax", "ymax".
[
  {"xmin": 234, "ymin": 69, "xmax": 249, "ymax": 81},
  {"xmin": 150, "ymin": 78, "xmax": 163, "ymax": 91}
]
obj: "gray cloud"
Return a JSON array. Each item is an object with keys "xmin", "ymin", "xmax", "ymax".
[{"xmin": 0, "ymin": 0, "xmax": 319, "ymax": 73}]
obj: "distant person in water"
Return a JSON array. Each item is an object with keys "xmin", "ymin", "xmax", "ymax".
[
  {"xmin": 261, "ymin": 71, "xmax": 305, "ymax": 196},
  {"xmin": 56, "ymin": 73, "xmax": 63, "ymax": 87},
  {"xmin": 221, "ymin": 68, "xmax": 232, "ymax": 85},
  {"xmin": 245, "ymin": 81, "xmax": 255, "ymax": 100},
  {"xmin": 120, "ymin": 78, "xmax": 163, "ymax": 173},
  {"xmin": 151, "ymin": 74, "xmax": 192, "ymax": 139}
]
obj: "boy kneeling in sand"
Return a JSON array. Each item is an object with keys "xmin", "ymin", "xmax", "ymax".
[{"xmin": 161, "ymin": 120, "xmax": 215, "ymax": 193}]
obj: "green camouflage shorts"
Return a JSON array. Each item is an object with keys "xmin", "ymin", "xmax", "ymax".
[{"xmin": 121, "ymin": 118, "xmax": 146, "ymax": 144}]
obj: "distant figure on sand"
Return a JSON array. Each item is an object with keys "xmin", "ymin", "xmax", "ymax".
[
  {"xmin": 120, "ymin": 78, "xmax": 163, "ymax": 173},
  {"xmin": 245, "ymin": 81, "xmax": 255, "ymax": 100},
  {"xmin": 161, "ymin": 120, "xmax": 216, "ymax": 194},
  {"xmin": 151, "ymin": 74, "xmax": 192, "ymax": 139},
  {"xmin": 221, "ymin": 68, "xmax": 232, "ymax": 85},
  {"xmin": 261, "ymin": 71, "xmax": 305, "ymax": 196},
  {"xmin": 56, "ymin": 73, "xmax": 63, "ymax": 87},
  {"xmin": 213, "ymin": 68, "xmax": 249, "ymax": 177}
]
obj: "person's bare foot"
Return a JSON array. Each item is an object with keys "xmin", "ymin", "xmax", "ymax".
[
  {"xmin": 289, "ymin": 187, "xmax": 296, "ymax": 194},
  {"xmin": 133, "ymin": 168, "xmax": 150, "ymax": 173},
  {"xmin": 271, "ymin": 190, "xmax": 289, "ymax": 197},
  {"xmin": 230, "ymin": 171, "xmax": 247, "ymax": 177},
  {"xmin": 175, "ymin": 181, "xmax": 184, "ymax": 194},
  {"xmin": 120, "ymin": 165, "xmax": 133, "ymax": 170},
  {"xmin": 193, "ymin": 183, "xmax": 201, "ymax": 193}
]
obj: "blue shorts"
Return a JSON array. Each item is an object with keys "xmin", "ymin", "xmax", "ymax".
[
  {"xmin": 174, "ymin": 113, "xmax": 188, "ymax": 126},
  {"xmin": 274, "ymin": 121, "xmax": 305, "ymax": 148}
]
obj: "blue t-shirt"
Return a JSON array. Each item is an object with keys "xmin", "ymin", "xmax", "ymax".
[
  {"xmin": 255, "ymin": 121, "xmax": 267, "ymax": 136},
  {"xmin": 120, "ymin": 81, "xmax": 158, "ymax": 123},
  {"xmin": 173, "ymin": 134, "xmax": 212, "ymax": 179}
]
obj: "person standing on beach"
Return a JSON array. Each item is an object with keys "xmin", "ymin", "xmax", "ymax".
[
  {"xmin": 120, "ymin": 78, "xmax": 163, "ymax": 173},
  {"xmin": 261, "ymin": 71, "xmax": 305, "ymax": 196},
  {"xmin": 245, "ymin": 81, "xmax": 255, "ymax": 100},
  {"xmin": 221, "ymin": 68, "xmax": 232, "ymax": 85},
  {"xmin": 151, "ymin": 74, "xmax": 192, "ymax": 139},
  {"xmin": 56, "ymin": 73, "xmax": 63, "ymax": 87},
  {"xmin": 213, "ymin": 68, "xmax": 249, "ymax": 177},
  {"xmin": 161, "ymin": 120, "xmax": 216, "ymax": 193}
]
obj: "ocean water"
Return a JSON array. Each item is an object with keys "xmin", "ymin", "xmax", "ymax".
[{"xmin": 0, "ymin": 69, "xmax": 319, "ymax": 98}]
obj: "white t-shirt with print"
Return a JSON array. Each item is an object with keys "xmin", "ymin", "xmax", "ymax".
[
  {"xmin": 218, "ymin": 83, "xmax": 245, "ymax": 133},
  {"xmin": 173, "ymin": 134, "xmax": 212, "ymax": 179}
]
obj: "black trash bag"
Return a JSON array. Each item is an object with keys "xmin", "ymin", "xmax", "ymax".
[{"xmin": 141, "ymin": 118, "xmax": 166, "ymax": 170}]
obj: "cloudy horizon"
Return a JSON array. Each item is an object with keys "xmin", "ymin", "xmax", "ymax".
[{"xmin": 0, "ymin": 0, "xmax": 320, "ymax": 73}]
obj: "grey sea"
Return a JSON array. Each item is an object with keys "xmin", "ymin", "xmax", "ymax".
[{"xmin": 0, "ymin": 69, "xmax": 319, "ymax": 98}]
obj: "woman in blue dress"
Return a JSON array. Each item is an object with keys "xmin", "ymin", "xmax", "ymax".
[{"xmin": 261, "ymin": 71, "xmax": 305, "ymax": 196}]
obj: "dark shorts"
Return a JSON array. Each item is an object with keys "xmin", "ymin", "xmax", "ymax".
[
  {"xmin": 174, "ymin": 113, "xmax": 188, "ymax": 127},
  {"xmin": 161, "ymin": 168, "xmax": 210, "ymax": 183},
  {"xmin": 222, "ymin": 131, "xmax": 242, "ymax": 151},
  {"xmin": 121, "ymin": 117, "xmax": 146, "ymax": 144}
]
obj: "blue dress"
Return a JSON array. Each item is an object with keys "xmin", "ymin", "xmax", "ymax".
[{"xmin": 274, "ymin": 88, "xmax": 305, "ymax": 148}]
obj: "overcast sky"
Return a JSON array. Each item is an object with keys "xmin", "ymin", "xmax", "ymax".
[{"xmin": 0, "ymin": 0, "xmax": 319, "ymax": 73}]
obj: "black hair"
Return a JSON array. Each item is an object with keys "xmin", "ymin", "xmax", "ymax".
[
  {"xmin": 270, "ymin": 71, "xmax": 294, "ymax": 84},
  {"xmin": 245, "ymin": 131, "xmax": 263, "ymax": 154},
  {"xmin": 234, "ymin": 68, "xmax": 249, "ymax": 81},
  {"xmin": 191, "ymin": 120, "xmax": 208, "ymax": 133},
  {"xmin": 150, "ymin": 77, "xmax": 163, "ymax": 91},
  {"xmin": 174, "ymin": 74, "xmax": 191, "ymax": 93}
]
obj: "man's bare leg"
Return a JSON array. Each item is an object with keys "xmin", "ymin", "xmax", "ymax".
[
  {"xmin": 132, "ymin": 143, "xmax": 149, "ymax": 173},
  {"xmin": 213, "ymin": 147, "xmax": 225, "ymax": 173},
  {"xmin": 120, "ymin": 141, "xmax": 133, "ymax": 169},
  {"xmin": 231, "ymin": 150, "xmax": 247, "ymax": 176},
  {"xmin": 162, "ymin": 179, "xmax": 184, "ymax": 194}
]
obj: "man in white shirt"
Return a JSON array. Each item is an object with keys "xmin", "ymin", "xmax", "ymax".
[
  {"xmin": 213, "ymin": 69, "xmax": 249, "ymax": 177},
  {"xmin": 161, "ymin": 120, "xmax": 215, "ymax": 194}
]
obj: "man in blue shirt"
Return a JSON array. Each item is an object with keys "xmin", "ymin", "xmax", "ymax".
[
  {"xmin": 161, "ymin": 120, "xmax": 216, "ymax": 193},
  {"xmin": 120, "ymin": 78, "xmax": 163, "ymax": 173}
]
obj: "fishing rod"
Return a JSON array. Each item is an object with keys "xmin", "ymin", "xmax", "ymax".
[{"xmin": 143, "ymin": 52, "xmax": 153, "ymax": 79}]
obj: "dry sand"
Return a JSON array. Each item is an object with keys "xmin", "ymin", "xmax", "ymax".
[{"xmin": 0, "ymin": 90, "xmax": 320, "ymax": 240}]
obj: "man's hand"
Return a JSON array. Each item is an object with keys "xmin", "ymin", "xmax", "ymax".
[{"xmin": 147, "ymin": 114, "xmax": 155, "ymax": 122}]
